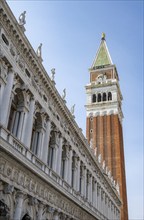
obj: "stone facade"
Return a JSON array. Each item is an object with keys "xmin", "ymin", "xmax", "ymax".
[{"xmin": 0, "ymin": 1, "xmax": 121, "ymax": 219}]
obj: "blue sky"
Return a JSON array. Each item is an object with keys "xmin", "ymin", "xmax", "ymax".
[{"xmin": 7, "ymin": 0, "xmax": 143, "ymax": 219}]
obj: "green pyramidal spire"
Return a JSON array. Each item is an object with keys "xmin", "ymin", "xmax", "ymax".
[{"xmin": 91, "ymin": 33, "xmax": 113, "ymax": 68}]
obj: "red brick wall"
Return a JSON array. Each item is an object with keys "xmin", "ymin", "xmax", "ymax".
[{"xmin": 86, "ymin": 114, "xmax": 128, "ymax": 220}]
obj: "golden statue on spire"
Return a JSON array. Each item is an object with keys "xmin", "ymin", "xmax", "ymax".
[{"xmin": 101, "ymin": 32, "xmax": 106, "ymax": 40}]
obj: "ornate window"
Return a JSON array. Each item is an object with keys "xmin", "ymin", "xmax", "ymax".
[
  {"xmin": 108, "ymin": 92, "xmax": 112, "ymax": 101},
  {"xmin": 47, "ymin": 130, "xmax": 59, "ymax": 169},
  {"xmin": 0, "ymin": 200, "xmax": 10, "ymax": 220},
  {"xmin": 103, "ymin": 92, "xmax": 106, "ymax": 101},
  {"xmin": 97, "ymin": 93, "xmax": 101, "ymax": 102},
  {"xmin": 2, "ymin": 33, "xmax": 9, "ymax": 46},
  {"xmin": 22, "ymin": 214, "xmax": 31, "ymax": 220},
  {"xmin": 7, "ymin": 88, "xmax": 25, "ymax": 140},
  {"xmin": 92, "ymin": 94, "xmax": 96, "ymax": 103}
]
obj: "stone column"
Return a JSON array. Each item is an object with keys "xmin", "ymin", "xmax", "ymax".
[
  {"xmin": 102, "ymin": 191, "xmax": 105, "ymax": 216},
  {"xmin": 53, "ymin": 210, "xmax": 59, "ymax": 220},
  {"xmin": 80, "ymin": 164, "xmax": 84, "ymax": 196},
  {"xmin": 83, "ymin": 166, "xmax": 87, "ymax": 198},
  {"xmin": 13, "ymin": 191, "xmax": 24, "ymax": 220},
  {"xmin": 37, "ymin": 129, "xmax": 43, "ymax": 157},
  {"xmin": 47, "ymin": 206, "xmax": 55, "ymax": 219},
  {"xmin": 53, "ymin": 145, "xmax": 59, "ymax": 172},
  {"xmin": 12, "ymin": 111, "xmax": 20, "ymax": 136},
  {"xmin": 0, "ymin": 68, "xmax": 14, "ymax": 126},
  {"xmin": 56, "ymin": 135, "xmax": 63, "ymax": 175},
  {"xmin": 17, "ymin": 111, "xmax": 25, "ymax": 140},
  {"xmin": 94, "ymin": 180, "xmax": 97, "ymax": 208},
  {"xmin": 31, "ymin": 131, "xmax": 37, "ymax": 153},
  {"xmin": 0, "ymin": 80, "xmax": 5, "ymax": 107},
  {"xmin": 63, "ymin": 145, "xmax": 72, "ymax": 182},
  {"xmin": 22, "ymin": 97, "xmax": 35, "ymax": 148},
  {"xmin": 51, "ymin": 146, "xmax": 56, "ymax": 171},
  {"xmin": 88, "ymin": 173, "xmax": 92, "ymax": 203},
  {"xmin": 76, "ymin": 157, "xmax": 80, "ymax": 191},
  {"xmin": 37, "ymin": 203, "xmax": 44, "ymax": 220},
  {"xmin": 99, "ymin": 187, "xmax": 102, "ymax": 213},
  {"xmin": 67, "ymin": 146, "xmax": 73, "ymax": 185},
  {"xmin": 73, "ymin": 156, "xmax": 78, "ymax": 190},
  {"xmin": 51, "ymin": 131, "xmax": 59, "ymax": 172},
  {"xmin": 97, "ymin": 184, "xmax": 100, "ymax": 211},
  {"xmin": 92, "ymin": 179, "xmax": 97, "ymax": 207},
  {"xmin": 41, "ymin": 119, "xmax": 51, "ymax": 163},
  {"xmin": 63, "ymin": 157, "xmax": 69, "ymax": 181}
]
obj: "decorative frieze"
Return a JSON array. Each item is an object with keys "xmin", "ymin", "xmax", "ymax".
[{"xmin": 0, "ymin": 153, "xmax": 97, "ymax": 220}]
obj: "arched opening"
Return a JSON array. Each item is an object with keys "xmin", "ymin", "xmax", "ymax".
[
  {"xmin": 30, "ymin": 112, "xmax": 43, "ymax": 156},
  {"xmin": 7, "ymin": 88, "xmax": 25, "ymax": 140},
  {"xmin": 92, "ymin": 94, "xmax": 96, "ymax": 103},
  {"xmin": 0, "ymin": 200, "xmax": 10, "ymax": 220},
  {"xmin": 103, "ymin": 92, "xmax": 106, "ymax": 101},
  {"xmin": 108, "ymin": 92, "xmax": 112, "ymax": 101},
  {"xmin": 97, "ymin": 93, "xmax": 101, "ymax": 102},
  {"xmin": 22, "ymin": 214, "xmax": 31, "ymax": 220}
]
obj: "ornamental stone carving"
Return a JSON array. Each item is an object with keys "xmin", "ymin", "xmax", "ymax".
[{"xmin": 18, "ymin": 11, "xmax": 26, "ymax": 26}]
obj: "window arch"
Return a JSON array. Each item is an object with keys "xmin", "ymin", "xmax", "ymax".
[
  {"xmin": 0, "ymin": 200, "xmax": 10, "ymax": 219},
  {"xmin": 7, "ymin": 88, "xmax": 25, "ymax": 139},
  {"xmin": 97, "ymin": 93, "xmax": 101, "ymax": 102},
  {"xmin": 22, "ymin": 214, "xmax": 31, "ymax": 220},
  {"xmin": 108, "ymin": 92, "xmax": 112, "ymax": 101},
  {"xmin": 92, "ymin": 94, "xmax": 96, "ymax": 103},
  {"xmin": 103, "ymin": 92, "xmax": 107, "ymax": 101}
]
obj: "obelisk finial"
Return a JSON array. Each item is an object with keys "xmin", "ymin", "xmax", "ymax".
[{"xmin": 101, "ymin": 32, "xmax": 106, "ymax": 40}]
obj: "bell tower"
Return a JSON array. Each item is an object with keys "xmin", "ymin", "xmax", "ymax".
[{"xmin": 85, "ymin": 33, "xmax": 128, "ymax": 219}]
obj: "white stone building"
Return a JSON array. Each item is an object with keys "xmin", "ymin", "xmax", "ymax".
[{"xmin": 0, "ymin": 1, "xmax": 121, "ymax": 219}]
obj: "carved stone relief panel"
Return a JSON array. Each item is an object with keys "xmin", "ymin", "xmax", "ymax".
[{"xmin": 0, "ymin": 153, "xmax": 97, "ymax": 220}]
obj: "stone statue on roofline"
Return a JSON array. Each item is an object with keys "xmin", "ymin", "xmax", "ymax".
[
  {"xmin": 51, "ymin": 68, "xmax": 55, "ymax": 81},
  {"xmin": 102, "ymin": 160, "xmax": 105, "ymax": 170},
  {"xmin": 116, "ymin": 182, "xmax": 120, "ymax": 195},
  {"xmin": 108, "ymin": 170, "xmax": 111, "ymax": 179},
  {"xmin": 98, "ymin": 154, "xmax": 101, "ymax": 163},
  {"xmin": 94, "ymin": 147, "xmax": 97, "ymax": 156},
  {"xmin": 89, "ymin": 138, "xmax": 93, "ymax": 149},
  {"xmin": 71, "ymin": 104, "xmax": 75, "ymax": 116},
  {"xmin": 105, "ymin": 166, "xmax": 108, "ymax": 174},
  {"xmin": 18, "ymin": 11, "xmax": 26, "ymax": 26},
  {"xmin": 62, "ymin": 88, "xmax": 66, "ymax": 100},
  {"xmin": 36, "ymin": 43, "xmax": 42, "ymax": 59}
]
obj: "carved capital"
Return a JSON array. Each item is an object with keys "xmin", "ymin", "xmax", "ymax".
[
  {"xmin": 3, "ymin": 183, "xmax": 14, "ymax": 194},
  {"xmin": 28, "ymin": 196, "xmax": 38, "ymax": 206}
]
